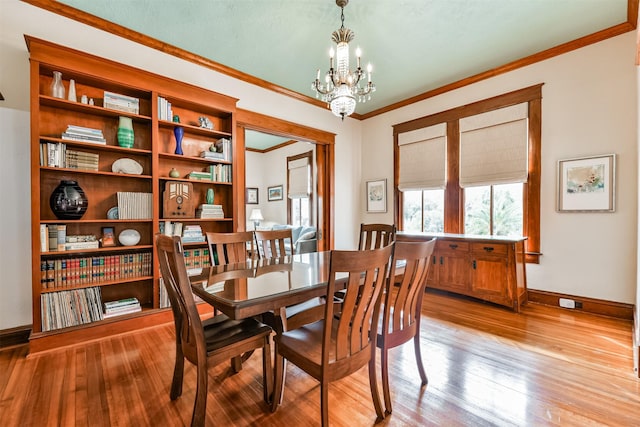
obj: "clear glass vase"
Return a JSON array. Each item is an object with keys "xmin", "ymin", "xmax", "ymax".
[{"xmin": 50, "ymin": 71, "xmax": 65, "ymax": 99}]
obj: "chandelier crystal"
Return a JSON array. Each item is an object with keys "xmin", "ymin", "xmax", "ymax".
[{"xmin": 312, "ymin": 0, "xmax": 376, "ymax": 120}]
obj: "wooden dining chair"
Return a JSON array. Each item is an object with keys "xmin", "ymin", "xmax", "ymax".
[
  {"xmin": 377, "ymin": 239, "xmax": 436, "ymax": 415},
  {"xmin": 205, "ymin": 231, "xmax": 255, "ymax": 266},
  {"xmin": 271, "ymin": 244, "xmax": 394, "ymax": 426},
  {"xmin": 156, "ymin": 234, "xmax": 273, "ymax": 427},
  {"xmin": 254, "ymin": 229, "xmax": 292, "ymax": 259},
  {"xmin": 256, "ymin": 228, "xmax": 323, "ymax": 330},
  {"xmin": 359, "ymin": 223, "xmax": 396, "ymax": 250},
  {"xmin": 334, "ymin": 223, "xmax": 397, "ymax": 305}
]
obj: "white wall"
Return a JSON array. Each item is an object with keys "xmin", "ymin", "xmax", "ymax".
[
  {"xmin": 361, "ymin": 32, "xmax": 638, "ymax": 304},
  {"xmin": 245, "ymin": 141, "xmax": 314, "ymax": 227},
  {"xmin": 0, "ymin": 0, "xmax": 362, "ymax": 329},
  {"xmin": 0, "ymin": 108, "xmax": 31, "ymax": 328}
]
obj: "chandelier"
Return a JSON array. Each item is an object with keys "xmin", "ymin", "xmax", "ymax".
[{"xmin": 312, "ymin": 0, "xmax": 376, "ymax": 120}]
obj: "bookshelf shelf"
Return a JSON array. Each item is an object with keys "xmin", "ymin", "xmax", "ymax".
[{"xmin": 28, "ymin": 36, "xmax": 238, "ymax": 352}]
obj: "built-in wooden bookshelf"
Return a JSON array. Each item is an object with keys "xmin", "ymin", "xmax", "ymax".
[{"xmin": 27, "ymin": 36, "xmax": 239, "ymax": 353}]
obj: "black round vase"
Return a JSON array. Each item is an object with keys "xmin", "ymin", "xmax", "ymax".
[{"xmin": 50, "ymin": 180, "xmax": 88, "ymax": 220}]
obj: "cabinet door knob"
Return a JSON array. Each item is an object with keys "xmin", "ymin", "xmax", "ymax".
[
  {"xmin": 483, "ymin": 246, "xmax": 494, "ymax": 252},
  {"xmin": 449, "ymin": 244, "xmax": 458, "ymax": 249},
  {"xmin": 472, "ymin": 260, "xmax": 477, "ymax": 269}
]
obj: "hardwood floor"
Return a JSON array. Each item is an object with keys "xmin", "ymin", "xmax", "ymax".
[{"xmin": 1, "ymin": 291, "xmax": 638, "ymax": 426}]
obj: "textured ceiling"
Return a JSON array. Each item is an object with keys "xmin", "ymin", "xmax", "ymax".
[{"xmin": 55, "ymin": 0, "xmax": 629, "ymax": 121}]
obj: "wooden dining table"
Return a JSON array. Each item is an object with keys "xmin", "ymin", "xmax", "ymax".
[{"xmin": 189, "ymin": 251, "xmax": 333, "ymax": 325}]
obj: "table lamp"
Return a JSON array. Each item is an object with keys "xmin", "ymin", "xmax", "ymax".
[{"xmin": 249, "ymin": 208, "xmax": 264, "ymax": 230}]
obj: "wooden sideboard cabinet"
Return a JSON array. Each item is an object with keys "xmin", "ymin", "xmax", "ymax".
[{"xmin": 398, "ymin": 232, "xmax": 528, "ymax": 312}]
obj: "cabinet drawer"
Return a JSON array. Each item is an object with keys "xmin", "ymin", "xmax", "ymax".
[
  {"xmin": 471, "ymin": 243, "xmax": 508, "ymax": 256},
  {"xmin": 436, "ymin": 240, "xmax": 469, "ymax": 254}
]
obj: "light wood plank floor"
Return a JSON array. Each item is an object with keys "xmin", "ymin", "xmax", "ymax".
[{"xmin": 1, "ymin": 292, "xmax": 638, "ymax": 426}]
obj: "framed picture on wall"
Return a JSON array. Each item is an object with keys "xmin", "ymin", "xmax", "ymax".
[
  {"xmin": 268, "ymin": 185, "xmax": 283, "ymax": 201},
  {"xmin": 366, "ymin": 179, "xmax": 387, "ymax": 213},
  {"xmin": 557, "ymin": 153, "xmax": 615, "ymax": 212},
  {"xmin": 246, "ymin": 187, "xmax": 259, "ymax": 204}
]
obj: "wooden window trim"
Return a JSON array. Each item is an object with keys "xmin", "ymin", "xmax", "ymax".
[{"xmin": 394, "ymin": 84, "xmax": 542, "ymax": 263}]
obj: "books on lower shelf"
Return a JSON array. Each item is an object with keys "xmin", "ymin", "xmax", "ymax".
[
  {"xmin": 40, "ymin": 252, "xmax": 153, "ymax": 289},
  {"xmin": 103, "ymin": 297, "xmax": 142, "ymax": 318},
  {"xmin": 117, "ymin": 192, "xmax": 153, "ymax": 219},
  {"xmin": 40, "ymin": 286, "xmax": 103, "ymax": 332}
]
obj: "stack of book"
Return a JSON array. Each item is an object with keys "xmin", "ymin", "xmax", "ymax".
[
  {"xmin": 103, "ymin": 91, "xmax": 140, "ymax": 115},
  {"xmin": 188, "ymin": 170, "xmax": 213, "ymax": 181},
  {"xmin": 65, "ymin": 149, "xmax": 99, "ymax": 171},
  {"xmin": 200, "ymin": 150, "xmax": 225, "ymax": 160},
  {"xmin": 181, "ymin": 224, "xmax": 206, "ymax": 243},
  {"xmin": 103, "ymin": 297, "xmax": 142, "ymax": 319},
  {"xmin": 196, "ymin": 204, "xmax": 224, "ymax": 219},
  {"xmin": 61, "ymin": 125, "xmax": 106, "ymax": 144}
]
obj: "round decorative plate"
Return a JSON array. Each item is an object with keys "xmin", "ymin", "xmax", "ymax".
[
  {"xmin": 107, "ymin": 206, "xmax": 119, "ymax": 220},
  {"xmin": 112, "ymin": 158, "xmax": 143, "ymax": 175}
]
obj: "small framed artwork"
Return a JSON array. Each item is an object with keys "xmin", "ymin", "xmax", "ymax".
[
  {"xmin": 366, "ymin": 179, "xmax": 387, "ymax": 213},
  {"xmin": 268, "ymin": 185, "xmax": 283, "ymax": 201},
  {"xmin": 246, "ymin": 187, "xmax": 259, "ymax": 204},
  {"xmin": 101, "ymin": 226, "xmax": 116, "ymax": 247},
  {"xmin": 557, "ymin": 154, "xmax": 615, "ymax": 212}
]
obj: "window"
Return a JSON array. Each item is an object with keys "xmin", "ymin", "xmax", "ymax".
[
  {"xmin": 287, "ymin": 151, "xmax": 313, "ymax": 227},
  {"xmin": 402, "ymin": 189, "xmax": 444, "ymax": 233},
  {"xmin": 464, "ymin": 183, "xmax": 523, "ymax": 236},
  {"xmin": 394, "ymin": 84, "xmax": 542, "ymax": 263}
]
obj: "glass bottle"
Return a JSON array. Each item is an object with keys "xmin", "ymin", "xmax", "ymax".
[{"xmin": 50, "ymin": 71, "xmax": 65, "ymax": 99}]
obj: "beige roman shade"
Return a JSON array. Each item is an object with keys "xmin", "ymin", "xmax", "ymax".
[
  {"xmin": 398, "ymin": 123, "xmax": 446, "ymax": 191},
  {"xmin": 459, "ymin": 103, "xmax": 528, "ymax": 188},
  {"xmin": 287, "ymin": 157, "xmax": 310, "ymax": 199}
]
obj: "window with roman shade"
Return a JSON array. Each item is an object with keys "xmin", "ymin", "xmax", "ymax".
[
  {"xmin": 398, "ymin": 122, "xmax": 446, "ymax": 191},
  {"xmin": 459, "ymin": 103, "xmax": 528, "ymax": 188},
  {"xmin": 288, "ymin": 157, "xmax": 310, "ymax": 199}
]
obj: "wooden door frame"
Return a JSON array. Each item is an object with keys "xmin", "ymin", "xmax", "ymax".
[{"xmin": 236, "ymin": 109, "xmax": 335, "ymax": 251}]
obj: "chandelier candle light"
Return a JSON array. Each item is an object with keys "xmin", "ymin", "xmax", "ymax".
[{"xmin": 312, "ymin": 0, "xmax": 376, "ymax": 120}]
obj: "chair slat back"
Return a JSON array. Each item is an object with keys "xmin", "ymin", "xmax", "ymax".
[
  {"xmin": 359, "ymin": 223, "xmax": 396, "ymax": 251},
  {"xmin": 385, "ymin": 239, "xmax": 436, "ymax": 334},
  {"xmin": 206, "ymin": 231, "xmax": 254, "ymax": 265},
  {"xmin": 324, "ymin": 244, "xmax": 394, "ymax": 362},
  {"xmin": 254, "ymin": 229, "xmax": 293, "ymax": 259},
  {"xmin": 156, "ymin": 234, "xmax": 206, "ymax": 364}
]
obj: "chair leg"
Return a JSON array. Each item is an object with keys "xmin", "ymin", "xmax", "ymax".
[
  {"xmin": 320, "ymin": 381, "xmax": 329, "ymax": 427},
  {"xmin": 271, "ymin": 348, "xmax": 285, "ymax": 412},
  {"xmin": 413, "ymin": 332, "xmax": 428, "ymax": 386},
  {"xmin": 170, "ymin": 347, "xmax": 185, "ymax": 400},
  {"xmin": 191, "ymin": 360, "xmax": 208, "ymax": 427},
  {"xmin": 262, "ymin": 335, "xmax": 273, "ymax": 404},
  {"xmin": 380, "ymin": 345, "xmax": 392, "ymax": 415},
  {"xmin": 368, "ymin": 352, "xmax": 385, "ymax": 421}
]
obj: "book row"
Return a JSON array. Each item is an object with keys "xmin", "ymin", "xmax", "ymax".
[
  {"xmin": 40, "ymin": 142, "xmax": 100, "ymax": 170},
  {"xmin": 41, "ymin": 224, "xmax": 100, "ymax": 252},
  {"xmin": 188, "ymin": 163, "xmax": 232, "ymax": 183},
  {"xmin": 40, "ymin": 252, "xmax": 153, "ymax": 289},
  {"xmin": 41, "ymin": 287, "xmax": 103, "ymax": 332},
  {"xmin": 117, "ymin": 191, "xmax": 153, "ymax": 220}
]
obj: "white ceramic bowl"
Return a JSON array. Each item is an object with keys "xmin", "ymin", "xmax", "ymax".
[{"xmin": 118, "ymin": 229, "xmax": 141, "ymax": 246}]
